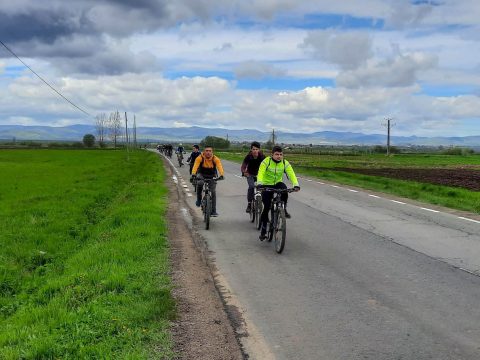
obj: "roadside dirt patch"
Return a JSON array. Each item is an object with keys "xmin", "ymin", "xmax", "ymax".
[
  {"xmin": 165, "ymin": 166, "xmax": 244, "ymax": 359},
  {"xmin": 333, "ymin": 167, "xmax": 480, "ymax": 191}
]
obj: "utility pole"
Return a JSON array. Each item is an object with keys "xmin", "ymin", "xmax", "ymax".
[
  {"xmin": 133, "ymin": 115, "xmax": 137, "ymax": 148},
  {"xmin": 382, "ymin": 117, "xmax": 395, "ymax": 156},
  {"xmin": 124, "ymin": 112, "xmax": 129, "ymax": 146},
  {"xmin": 272, "ymin": 128, "xmax": 276, "ymax": 145}
]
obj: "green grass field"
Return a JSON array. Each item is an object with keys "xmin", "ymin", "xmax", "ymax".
[
  {"xmin": 0, "ymin": 150, "xmax": 175, "ymax": 359},
  {"xmin": 219, "ymin": 151, "xmax": 480, "ymax": 214}
]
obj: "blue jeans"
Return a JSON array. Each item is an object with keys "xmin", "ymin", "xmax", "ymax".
[{"xmin": 246, "ymin": 175, "xmax": 256, "ymax": 202}]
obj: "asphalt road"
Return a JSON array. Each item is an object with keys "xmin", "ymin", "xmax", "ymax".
[{"xmin": 166, "ymin": 153, "xmax": 480, "ymax": 360}]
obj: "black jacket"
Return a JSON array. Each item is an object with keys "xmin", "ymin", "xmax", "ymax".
[{"xmin": 241, "ymin": 151, "xmax": 265, "ymax": 176}]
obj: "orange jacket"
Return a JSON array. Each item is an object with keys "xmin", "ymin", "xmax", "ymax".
[{"xmin": 191, "ymin": 153, "xmax": 224, "ymax": 177}]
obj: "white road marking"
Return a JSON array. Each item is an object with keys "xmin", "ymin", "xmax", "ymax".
[
  {"xmin": 317, "ymin": 181, "xmax": 325, "ymax": 185},
  {"xmin": 306, "ymin": 179, "xmax": 313, "ymax": 182},
  {"xmin": 347, "ymin": 189, "xmax": 358, "ymax": 193},
  {"xmin": 369, "ymin": 194, "xmax": 381, "ymax": 198},
  {"xmin": 420, "ymin": 207, "xmax": 440, "ymax": 213},
  {"xmin": 331, "ymin": 185, "xmax": 340, "ymax": 188},
  {"xmin": 391, "ymin": 200, "xmax": 406, "ymax": 205},
  {"xmin": 458, "ymin": 217, "xmax": 480, "ymax": 224},
  {"xmin": 234, "ymin": 174, "xmax": 242, "ymax": 178}
]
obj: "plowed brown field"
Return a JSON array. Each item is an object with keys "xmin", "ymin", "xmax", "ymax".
[{"xmin": 333, "ymin": 167, "xmax": 480, "ymax": 191}]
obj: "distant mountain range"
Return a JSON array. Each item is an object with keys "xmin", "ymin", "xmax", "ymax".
[{"xmin": 1, "ymin": 124, "xmax": 480, "ymax": 147}]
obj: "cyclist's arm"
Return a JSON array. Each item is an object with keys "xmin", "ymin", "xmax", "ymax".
[
  {"xmin": 284, "ymin": 160, "xmax": 299, "ymax": 187},
  {"xmin": 214, "ymin": 157, "xmax": 224, "ymax": 177},
  {"xmin": 191, "ymin": 155, "xmax": 202, "ymax": 175},
  {"xmin": 256, "ymin": 159, "xmax": 267, "ymax": 185},
  {"xmin": 241, "ymin": 155, "xmax": 249, "ymax": 175}
]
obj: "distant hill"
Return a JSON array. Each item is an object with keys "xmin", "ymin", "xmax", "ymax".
[{"xmin": 1, "ymin": 124, "xmax": 480, "ymax": 146}]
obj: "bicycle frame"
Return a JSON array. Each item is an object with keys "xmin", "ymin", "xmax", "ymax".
[
  {"xmin": 200, "ymin": 177, "xmax": 221, "ymax": 230},
  {"xmin": 257, "ymin": 187, "xmax": 295, "ymax": 253}
]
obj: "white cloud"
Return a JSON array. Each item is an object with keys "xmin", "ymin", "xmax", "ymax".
[{"xmin": 0, "ymin": 61, "xmax": 5, "ymax": 75}]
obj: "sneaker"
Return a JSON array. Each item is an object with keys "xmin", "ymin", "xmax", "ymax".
[
  {"xmin": 285, "ymin": 210, "xmax": 291, "ymax": 219},
  {"xmin": 245, "ymin": 203, "xmax": 252, "ymax": 213},
  {"xmin": 211, "ymin": 211, "xmax": 219, "ymax": 217},
  {"xmin": 195, "ymin": 200, "xmax": 201, "ymax": 207},
  {"xmin": 259, "ymin": 225, "xmax": 267, "ymax": 241}
]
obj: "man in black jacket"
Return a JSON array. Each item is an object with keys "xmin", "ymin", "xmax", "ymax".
[
  {"xmin": 241, "ymin": 141, "xmax": 265, "ymax": 213},
  {"xmin": 187, "ymin": 144, "xmax": 201, "ymax": 175}
]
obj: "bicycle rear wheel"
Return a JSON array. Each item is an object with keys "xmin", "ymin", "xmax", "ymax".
[
  {"xmin": 249, "ymin": 200, "xmax": 255, "ymax": 223},
  {"xmin": 204, "ymin": 195, "xmax": 212, "ymax": 230},
  {"xmin": 274, "ymin": 208, "xmax": 287, "ymax": 253},
  {"xmin": 255, "ymin": 196, "xmax": 263, "ymax": 229}
]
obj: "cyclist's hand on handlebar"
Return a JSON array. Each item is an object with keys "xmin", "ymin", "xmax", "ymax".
[
  {"xmin": 256, "ymin": 184, "xmax": 265, "ymax": 189},
  {"xmin": 218, "ymin": 175, "xmax": 224, "ymax": 180},
  {"xmin": 190, "ymin": 174, "xmax": 196, "ymax": 183},
  {"xmin": 294, "ymin": 186, "xmax": 300, "ymax": 192}
]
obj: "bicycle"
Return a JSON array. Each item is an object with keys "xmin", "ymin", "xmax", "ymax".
[
  {"xmin": 258, "ymin": 187, "xmax": 296, "ymax": 254},
  {"xmin": 200, "ymin": 177, "xmax": 222, "ymax": 230},
  {"xmin": 247, "ymin": 185, "xmax": 263, "ymax": 229},
  {"xmin": 176, "ymin": 152, "xmax": 185, "ymax": 167},
  {"xmin": 191, "ymin": 174, "xmax": 198, "ymax": 193}
]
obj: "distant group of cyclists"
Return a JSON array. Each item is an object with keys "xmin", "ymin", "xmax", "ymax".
[{"xmin": 157, "ymin": 141, "xmax": 300, "ymax": 239}]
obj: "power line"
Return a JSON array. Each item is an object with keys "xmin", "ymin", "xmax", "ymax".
[{"xmin": 0, "ymin": 39, "xmax": 92, "ymax": 117}]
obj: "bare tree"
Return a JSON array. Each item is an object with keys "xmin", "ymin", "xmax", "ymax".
[
  {"xmin": 108, "ymin": 111, "xmax": 122, "ymax": 148},
  {"xmin": 95, "ymin": 113, "xmax": 107, "ymax": 144}
]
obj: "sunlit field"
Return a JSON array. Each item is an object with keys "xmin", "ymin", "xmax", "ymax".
[{"xmin": 0, "ymin": 150, "xmax": 175, "ymax": 359}]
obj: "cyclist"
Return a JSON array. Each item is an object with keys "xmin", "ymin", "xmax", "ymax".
[
  {"xmin": 187, "ymin": 144, "xmax": 201, "ymax": 175},
  {"xmin": 191, "ymin": 145, "xmax": 225, "ymax": 217},
  {"xmin": 176, "ymin": 143, "xmax": 185, "ymax": 166},
  {"xmin": 241, "ymin": 141, "xmax": 265, "ymax": 213},
  {"xmin": 256, "ymin": 145, "xmax": 300, "ymax": 240},
  {"xmin": 176, "ymin": 143, "xmax": 185, "ymax": 154}
]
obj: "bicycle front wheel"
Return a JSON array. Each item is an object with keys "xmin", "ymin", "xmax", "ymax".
[
  {"xmin": 274, "ymin": 208, "xmax": 287, "ymax": 254},
  {"xmin": 205, "ymin": 195, "xmax": 212, "ymax": 230}
]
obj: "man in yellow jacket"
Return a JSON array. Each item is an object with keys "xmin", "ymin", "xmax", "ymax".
[
  {"xmin": 191, "ymin": 145, "xmax": 225, "ymax": 217},
  {"xmin": 257, "ymin": 145, "xmax": 300, "ymax": 239}
]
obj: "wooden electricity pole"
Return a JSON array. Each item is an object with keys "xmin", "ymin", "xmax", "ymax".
[
  {"xmin": 133, "ymin": 115, "xmax": 137, "ymax": 148},
  {"xmin": 124, "ymin": 112, "xmax": 129, "ymax": 146},
  {"xmin": 382, "ymin": 117, "xmax": 395, "ymax": 156}
]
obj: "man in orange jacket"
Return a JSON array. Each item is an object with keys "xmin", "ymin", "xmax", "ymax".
[{"xmin": 191, "ymin": 145, "xmax": 225, "ymax": 217}]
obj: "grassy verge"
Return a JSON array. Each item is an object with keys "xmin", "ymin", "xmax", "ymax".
[
  {"xmin": 0, "ymin": 150, "xmax": 175, "ymax": 359},
  {"xmin": 218, "ymin": 151, "xmax": 480, "ymax": 214}
]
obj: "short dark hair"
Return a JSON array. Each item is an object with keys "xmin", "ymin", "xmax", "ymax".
[
  {"xmin": 250, "ymin": 141, "xmax": 261, "ymax": 149},
  {"xmin": 204, "ymin": 145, "xmax": 213, "ymax": 149},
  {"xmin": 193, "ymin": 144, "xmax": 199, "ymax": 150},
  {"xmin": 272, "ymin": 145, "xmax": 283, "ymax": 153}
]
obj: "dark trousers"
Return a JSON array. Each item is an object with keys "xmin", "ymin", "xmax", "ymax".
[
  {"xmin": 196, "ymin": 175, "xmax": 217, "ymax": 212},
  {"xmin": 260, "ymin": 182, "xmax": 288, "ymax": 226},
  {"xmin": 246, "ymin": 175, "xmax": 256, "ymax": 202}
]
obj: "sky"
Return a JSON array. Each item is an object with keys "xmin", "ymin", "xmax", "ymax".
[{"xmin": 0, "ymin": 0, "xmax": 479, "ymax": 137}]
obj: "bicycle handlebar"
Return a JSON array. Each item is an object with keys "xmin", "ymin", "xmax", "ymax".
[
  {"xmin": 203, "ymin": 176, "xmax": 224, "ymax": 182},
  {"xmin": 256, "ymin": 187, "xmax": 297, "ymax": 193}
]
